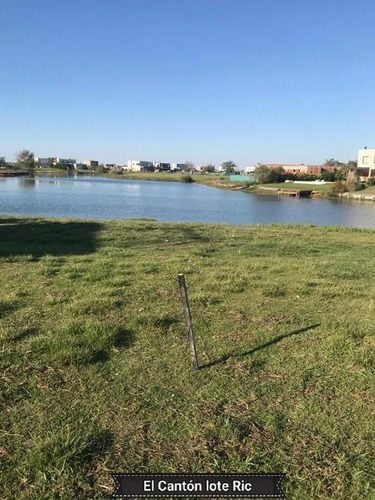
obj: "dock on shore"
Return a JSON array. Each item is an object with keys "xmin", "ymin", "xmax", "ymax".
[{"xmin": 277, "ymin": 188, "xmax": 313, "ymax": 198}]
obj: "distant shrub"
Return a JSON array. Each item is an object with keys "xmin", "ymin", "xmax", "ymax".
[
  {"xmin": 367, "ymin": 178, "xmax": 375, "ymax": 186},
  {"xmin": 320, "ymin": 171, "xmax": 336, "ymax": 182},
  {"xmin": 256, "ymin": 165, "xmax": 285, "ymax": 184},
  {"xmin": 180, "ymin": 174, "xmax": 194, "ymax": 183},
  {"xmin": 329, "ymin": 181, "xmax": 348, "ymax": 197},
  {"xmin": 284, "ymin": 173, "xmax": 318, "ymax": 182},
  {"xmin": 354, "ymin": 183, "xmax": 366, "ymax": 191},
  {"xmin": 93, "ymin": 166, "xmax": 107, "ymax": 174}
]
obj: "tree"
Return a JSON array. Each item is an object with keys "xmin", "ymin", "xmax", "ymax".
[
  {"xmin": 185, "ymin": 161, "xmax": 194, "ymax": 171},
  {"xmin": 16, "ymin": 149, "xmax": 34, "ymax": 170},
  {"xmin": 324, "ymin": 158, "xmax": 346, "ymax": 168},
  {"xmin": 255, "ymin": 165, "xmax": 285, "ymax": 184},
  {"xmin": 320, "ymin": 171, "xmax": 336, "ymax": 182},
  {"xmin": 329, "ymin": 181, "xmax": 347, "ymax": 196},
  {"xmin": 335, "ymin": 164, "xmax": 351, "ymax": 181},
  {"xmin": 347, "ymin": 160, "xmax": 357, "ymax": 169},
  {"xmin": 53, "ymin": 162, "xmax": 66, "ymax": 171},
  {"xmin": 93, "ymin": 164, "xmax": 107, "ymax": 174},
  {"xmin": 324, "ymin": 158, "xmax": 340, "ymax": 167},
  {"xmin": 345, "ymin": 169, "xmax": 357, "ymax": 191},
  {"xmin": 221, "ymin": 161, "xmax": 237, "ymax": 174},
  {"xmin": 0, "ymin": 157, "xmax": 7, "ymax": 168},
  {"xmin": 203, "ymin": 164, "xmax": 215, "ymax": 173}
]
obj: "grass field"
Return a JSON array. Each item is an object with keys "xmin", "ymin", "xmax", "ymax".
[
  {"xmin": 1, "ymin": 217, "xmax": 374, "ymax": 499},
  {"xmin": 30, "ymin": 170, "xmax": 227, "ymax": 186},
  {"xmin": 256, "ymin": 183, "xmax": 333, "ymax": 195},
  {"xmin": 357, "ymin": 185, "xmax": 375, "ymax": 195},
  {"xmin": 107, "ymin": 172, "xmax": 226, "ymax": 186}
]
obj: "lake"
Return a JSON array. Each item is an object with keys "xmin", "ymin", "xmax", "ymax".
[{"xmin": 1, "ymin": 175, "xmax": 375, "ymax": 228}]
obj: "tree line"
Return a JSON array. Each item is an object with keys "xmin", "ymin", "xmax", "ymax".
[
  {"xmin": 0, "ymin": 152, "xmax": 360, "ymax": 181},
  {"xmin": 255, "ymin": 158, "xmax": 358, "ymax": 184},
  {"xmin": 0, "ymin": 150, "xmax": 36, "ymax": 171}
]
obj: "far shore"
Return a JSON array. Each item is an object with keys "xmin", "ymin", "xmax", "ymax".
[{"xmin": 3, "ymin": 169, "xmax": 375, "ymax": 201}]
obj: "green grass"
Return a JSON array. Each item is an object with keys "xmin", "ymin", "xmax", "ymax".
[
  {"xmin": 256, "ymin": 183, "xmax": 333, "ymax": 195},
  {"xmin": 104, "ymin": 171, "xmax": 225, "ymax": 186},
  {"xmin": 30, "ymin": 170, "xmax": 227, "ymax": 187},
  {"xmin": 356, "ymin": 185, "xmax": 375, "ymax": 195},
  {"xmin": 34, "ymin": 169, "xmax": 73, "ymax": 176},
  {"xmin": 1, "ymin": 216, "xmax": 375, "ymax": 499}
]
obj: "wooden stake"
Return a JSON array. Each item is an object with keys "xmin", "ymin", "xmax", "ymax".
[{"xmin": 178, "ymin": 273, "xmax": 199, "ymax": 371}]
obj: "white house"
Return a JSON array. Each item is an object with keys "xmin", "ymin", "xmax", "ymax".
[
  {"xmin": 127, "ymin": 160, "xmax": 154, "ymax": 172},
  {"xmin": 34, "ymin": 157, "xmax": 50, "ymax": 167},
  {"xmin": 245, "ymin": 166, "xmax": 256, "ymax": 174},
  {"xmin": 357, "ymin": 148, "xmax": 375, "ymax": 178},
  {"xmin": 171, "ymin": 163, "xmax": 188, "ymax": 172},
  {"xmin": 55, "ymin": 158, "xmax": 76, "ymax": 167},
  {"xmin": 153, "ymin": 162, "xmax": 170, "ymax": 171},
  {"xmin": 83, "ymin": 159, "xmax": 99, "ymax": 168}
]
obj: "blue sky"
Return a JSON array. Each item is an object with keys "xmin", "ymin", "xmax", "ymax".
[{"xmin": 1, "ymin": 0, "xmax": 374, "ymax": 167}]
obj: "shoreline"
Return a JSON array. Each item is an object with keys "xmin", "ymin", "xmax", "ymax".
[{"xmin": 4, "ymin": 170, "xmax": 375, "ymax": 202}]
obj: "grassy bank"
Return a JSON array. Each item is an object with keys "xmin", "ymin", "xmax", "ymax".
[
  {"xmin": 31, "ymin": 170, "xmax": 229, "ymax": 187},
  {"xmin": 255, "ymin": 183, "xmax": 333, "ymax": 196},
  {"xmin": 361, "ymin": 185, "xmax": 375, "ymax": 195},
  {"xmin": 34, "ymin": 169, "xmax": 74, "ymax": 176},
  {"xmin": 105, "ymin": 171, "xmax": 226, "ymax": 186},
  {"xmin": 1, "ymin": 217, "xmax": 374, "ymax": 499}
]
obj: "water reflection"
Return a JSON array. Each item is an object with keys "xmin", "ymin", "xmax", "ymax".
[{"xmin": 18, "ymin": 178, "xmax": 37, "ymax": 189}]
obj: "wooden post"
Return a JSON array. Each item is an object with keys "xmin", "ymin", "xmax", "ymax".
[{"xmin": 178, "ymin": 273, "xmax": 199, "ymax": 371}]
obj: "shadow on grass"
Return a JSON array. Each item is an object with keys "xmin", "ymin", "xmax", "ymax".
[
  {"xmin": 84, "ymin": 429, "xmax": 115, "ymax": 461},
  {"xmin": 114, "ymin": 328, "xmax": 134, "ymax": 349},
  {"xmin": 65, "ymin": 327, "xmax": 135, "ymax": 367},
  {"xmin": 201, "ymin": 323, "xmax": 321, "ymax": 370},
  {"xmin": 0, "ymin": 217, "xmax": 102, "ymax": 258},
  {"xmin": 89, "ymin": 328, "xmax": 135, "ymax": 364},
  {"xmin": 0, "ymin": 299, "xmax": 20, "ymax": 319},
  {"xmin": 30, "ymin": 428, "xmax": 115, "ymax": 472},
  {"xmin": 11, "ymin": 327, "xmax": 39, "ymax": 342},
  {"xmin": 115, "ymin": 224, "xmax": 211, "ymax": 252}
]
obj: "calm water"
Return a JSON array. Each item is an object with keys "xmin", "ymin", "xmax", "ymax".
[{"xmin": 1, "ymin": 176, "xmax": 375, "ymax": 228}]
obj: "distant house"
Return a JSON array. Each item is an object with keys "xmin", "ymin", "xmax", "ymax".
[
  {"xmin": 307, "ymin": 165, "xmax": 323, "ymax": 175},
  {"xmin": 55, "ymin": 158, "xmax": 76, "ymax": 164},
  {"xmin": 153, "ymin": 162, "xmax": 170, "ymax": 172},
  {"xmin": 195, "ymin": 165, "xmax": 205, "ymax": 173},
  {"xmin": 281, "ymin": 164, "xmax": 309, "ymax": 174},
  {"xmin": 357, "ymin": 148, "xmax": 375, "ymax": 179},
  {"xmin": 127, "ymin": 160, "xmax": 154, "ymax": 172},
  {"xmin": 74, "ymin": 163, "xmax": 88, "ymax": 171},
  {"xmin": 257, "ymin": 163, "xmax": 322, "ymax": 175},
  {"xmin": 245, "ymin": 166, "xmax": 256, "ymax": 174},
  {"xmin": 255, "ymin": 163, "xmax": 284, "ymax": 170},
  {"xmin": 35, "ymin": 157, "xmax": 79, "ymax": 168},
  {"xmin": 34, "ymin": 157, "xmax": 51, "ymax": 167},
  {"xmin": 171, "ymin": 163, "xmax": 188, "ymax": 172},
  {"xmin": 83, "ymin": 159, "xmax": 99, "ymax": 168},
  {"xmin": 55, "ymin": 158, "xmax": 76, "ymax": 168}
]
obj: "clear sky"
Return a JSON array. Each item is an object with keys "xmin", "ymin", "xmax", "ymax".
[{"xmin": 1, "ymin": 0, "xmax": 374, "ymax": 167}]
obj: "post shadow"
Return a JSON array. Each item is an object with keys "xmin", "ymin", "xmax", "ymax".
[{"xmin": 200, "ymin": 323, "xmax": 321, "ymax": 370}]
